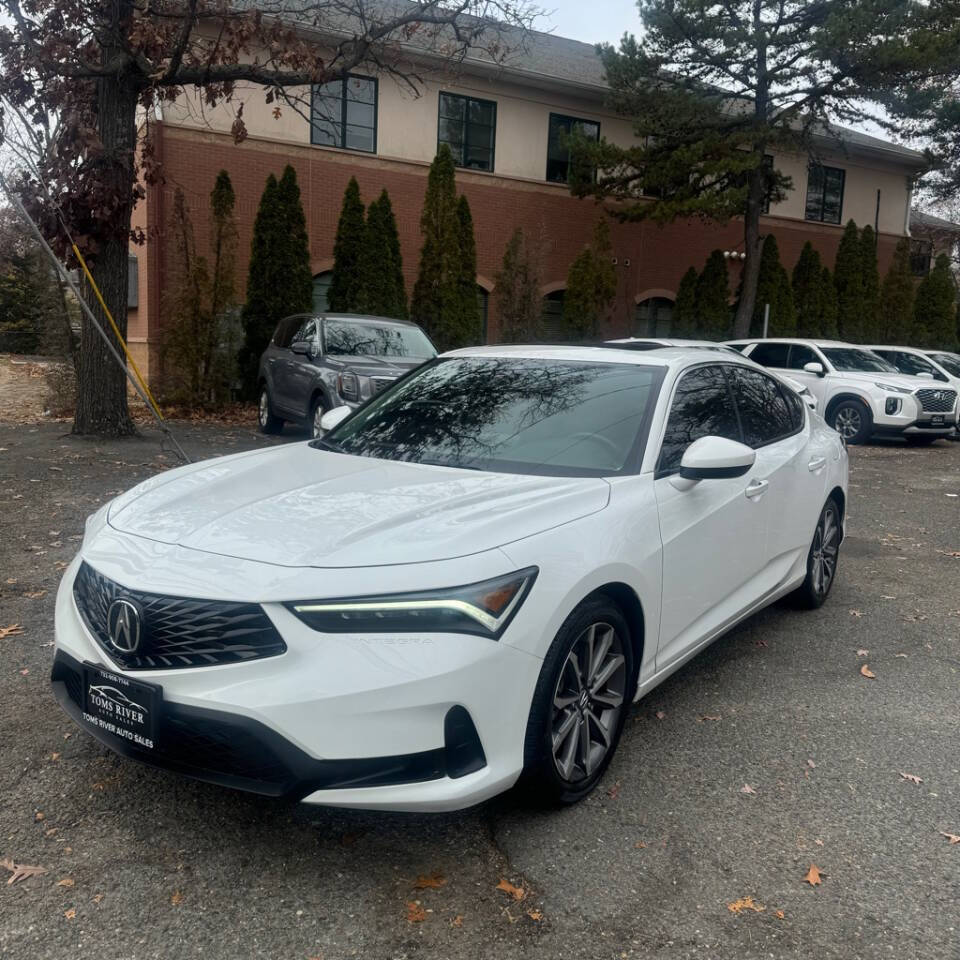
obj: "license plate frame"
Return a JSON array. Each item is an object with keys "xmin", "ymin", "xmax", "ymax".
[
  {"xmin": 82, "ymin": 663, "xmax": 161, "ymax": 750},
  {"xmin": 930, "ymin": 415, "xmax": 946, "ymax": 426}
]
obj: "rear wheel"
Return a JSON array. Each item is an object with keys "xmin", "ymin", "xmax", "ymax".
[
  {"xmin": 257, "ymin": 386, "xmax": 284, "ymax": 435},
  {"xmin": 520, "ymin": 598, "xmax": 635, "ymax": 805},
  {"xmin": 791, "ymin": 497, "xmax": 841, "ymax": 609},
  {"xmin": 830, "ymin": 399, "xmax": 872, "ymax": 445}
]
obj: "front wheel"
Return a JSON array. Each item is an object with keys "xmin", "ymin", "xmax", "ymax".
[
  {"xmin": 257, "ymin": 386, "xmax": 284, "ymax": 435},
  {"xmin": 520, "ymin": 598, "xmax": 635, "ymax": 805},
  {"xmin": 831, "ymin": 399, "xmax": 872, "ymax": 444},
  {"xmin": 791, "ymin": 497, "xmax": 841, "ymax": 609},
  {"xmin": 310, "ymin": 396, "xmax": 328, "ymax": 439}
]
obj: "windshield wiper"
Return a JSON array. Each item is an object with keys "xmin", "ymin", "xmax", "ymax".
[
  {"xmin": 417, "ymin": 458, "xmax": 482, "ymax": 471},
  {"xmin": 312, "ymin": 437, "xmax": 343, "ymax": 453}
]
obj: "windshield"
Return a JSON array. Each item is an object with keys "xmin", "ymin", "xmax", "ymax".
[
  {"xmin": 321, "ymin": 357, "xmax": 662, "ymax": 476},
  {"xmin": 322, "ymin": 318, "xmax": 436, "ymax": 359},
  {"xmin": 930, "ymin": 353, "xmax": 960, "ymax": 378},
  {"xmin": 822, "ymin": 348, "xmax": 898, "ymax": 373}
]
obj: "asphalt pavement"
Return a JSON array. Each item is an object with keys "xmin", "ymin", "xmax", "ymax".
[{"xmin": 1, "ymin": 420, "xmax": 958, "ymax": 960}]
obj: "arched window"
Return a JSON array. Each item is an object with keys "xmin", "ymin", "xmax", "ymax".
[
  {"xmin": 540, "ymin": 289, "xmax": 569, "ymax": 342},
  {"xmin": 635, "ymin": 296, "xmax": 674, "ymax": 337},
  {"xmin": 312, "ymin": 271, "xmax": 333, "ymax": 313},
  {"xmin": 477, "ymin": 285, "xmax": 490, "ymax": 343}
]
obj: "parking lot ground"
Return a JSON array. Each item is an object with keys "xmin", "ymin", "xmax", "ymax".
[{"xmin": 1, "ymin": 419, "xmax": 958, "ymax": 960}]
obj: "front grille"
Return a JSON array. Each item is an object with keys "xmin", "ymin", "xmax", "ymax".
[
  {"xmin": 915, "ymin": 388, "xmax": 957, "ymax": 413},
  {"xmin": 72, "ymin": 562, "xmax": 286, "ymax": 670},
  {"xmin": 371, "ymin": 376, "xmax": 395, "ymax": 395}
]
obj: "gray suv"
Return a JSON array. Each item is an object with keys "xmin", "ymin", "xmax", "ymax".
[{"xmin": 257, "ymin": 313, "xmax": 437, "ymax": 437}]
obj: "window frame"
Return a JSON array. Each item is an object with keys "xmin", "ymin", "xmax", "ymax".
[
  {"xmin": 437, "ymin": 91, "xmax": 498, "ymax": 172},
  {"xmin": 804, "ymin": 163, "xmax": 846, "ymax": 224},
  {"xmin": 545, "ymin": 112, "xmax": 601, "ymax": 184},
  {"xmin": 310, "ymin": 74, "xmax": 378, "ymax": 154}
]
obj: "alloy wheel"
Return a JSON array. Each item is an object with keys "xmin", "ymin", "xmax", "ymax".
[
  {"xmin": 312, "ymin": 404, "xmax": 325, "ymax": 438},
  {"xmin": 811, "ymin": 504, "xmax": 839, "ymax": 597},
  {"xmin": 258, "ymin": 390, "xmax": 270, "ymax": 427},
  {"xmin": 551, "ymin": 621, "xmax": 626, "ymax": 783},
  {"xmin": 834, "ymin": 407, "xmax": 860, "ymax": 440}
]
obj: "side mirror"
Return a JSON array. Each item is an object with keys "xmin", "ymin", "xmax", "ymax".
[
  {"xmin": 291, "ymin": 340, "xmax": 315, "ymax": 358},
  {"xmin": 803, "ymin": 361, "xmax": 825, "ymax": 377},
  {"xmin": 319, "ymin": 405, "xmax": 351, "ymax": 434},
  {"xmin": 914, "ymin": 371, "xmax": 934, "ymax": 380},
  {"xmin": 669, "ymin": 436, "xmax": 756, "ymax": 492}
]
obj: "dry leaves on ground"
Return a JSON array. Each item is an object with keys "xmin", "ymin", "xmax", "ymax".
[
  {"xmin": 170, "ymin": 890, "xmax": 184, "ymax": 906},
  {"xmin": 939, "ymin": 832, "xmax": 960, "ymax": 844},
  {"xmin": 23, "ymin": 590, "xmax": 46, "ymax": 599},
  {"xmin": 1, "ymin": 857, "xmax": 47, "ymax": 884},
  {"xmin": 728, "ymin": 896, "xmax": 765, "ymax": 914},
  {"xmin": 856, "ymin": 648, "xmax": 869, "ymax": 657},
  {"xmin": 803, "ymin": 864, "xmax": 823, "ymax": 886},
  {"xmin": 57, "ymin": 877, "xmax": 74, "ymax": 887},
  {"xmin": 496, "ymin": 878, "xmax": 525, "ymax": 901},
  {"xmin": 406, "ymin": 901, "xmax": 427, "ymax": 923},
  {"xmin": 900, "ymin": 772, "xmax": 923, "ymax": 784},
  {"xmin": 655, "ymin": 710, "xmax": 667, "ymax": 720},
  {"xmin": 849, "ymin": 609, "xmax": 864, "ymax": 618},
  {"xmin": 450, "ymin": 915, "xmax": 464, "ymax": 927},
  {"xmin": 860, "ymin": 664, "xmax": 876, "ymax": 679},
  {"xmin": 740, "ymin": 784, "xmax": 757, "ymax": 795},
  {"xmin": 63, "ymin": 908, "xmax": 76, "ymax": 920},
  {"xmin": 607, "ymin": 781, "xmax": 621, "ymax": 799},
  {"xmin": 697, "ymin": 715, "xmax": 722, "ymax": 722},
  {"xmin": 775, "ymin": 909, "xmax": 785, "ymax": 919},
  {"xmin": 0, "ymin": 624, "xmax": 25, "ymax": 639},
  {"xmin": 413, "ymin": 872, "xmax": 447, "ymax": 890},
  {"xmin": 526, "ymin": 909, "xmax": 544, "ymax": 922}
]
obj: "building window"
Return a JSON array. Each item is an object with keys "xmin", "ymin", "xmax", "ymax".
[
  {"xmin": 546, "ymin": 113, "xmax": 600, "ymax": 184},
  {"xmin": 635, "ymin": 297, "xmax": 674, "ymax": 336},
  {"xmin": 540, "ymin": 290, "xmax": 575, "ymax": 341},
  {"xmin": 804, "ymin": 164, "xmax": 845, "ymax": 224},
  {"xmin": 760, "ymin": 154, "xmax": 774, "ymax": 215},
  {"xmin": 312, "ymin": 271, "xmax": 332, "ymax": 313},
  {"xmin": 910, "ymin": 238, "xmax": 933, "ymax": 277},
  {"xmin": 477, "ymin": 285, "xmax": 490, "ymax": 343},
  {"xmin": 311, "ymin": 75, "xmax": 377, "ymax": 153},
  {"xmin": 127, "ymin": 254, "xmax": 139, "ymax": 308},
  {"xmin": 438, "ymin": 92, "xmax": 496, "ymax": 171}
]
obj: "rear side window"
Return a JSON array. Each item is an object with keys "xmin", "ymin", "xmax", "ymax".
[
  {"xmin": 781, "ymin": 383, "xmax": 806, "ymax": 430},
  {"xmin": 658, "ymin": 365, "xmax": 741, "ymax": 474},
  {"xmin": 726, "ymin": 366, "xmax": 797, "ymax": 447},
  {"xmin": 748, "ymin": 342, "xmax": 791, "ymax": 367},
  {"xmin": 786, "ymin": 344, "xmax": 819, "ymax": 370},
  {"xmin": 273, "ymin": 316, "xmax": 304, "ymax": 348}
]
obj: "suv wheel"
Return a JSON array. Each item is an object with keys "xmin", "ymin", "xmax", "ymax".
[
  {"xmin": 831, "ymin": 398, "xmax": 871, "ymax": 444},
  {"xmin": 310, "ymin": 396, "xmax": 328, "ymax": 439},
  {"xmin": 520, "ymin": 597, "xmax": 635, "ymax": 805},
  {"xmin": 257, "ymin": 386, "xmax": 284, "ymax": 435}
]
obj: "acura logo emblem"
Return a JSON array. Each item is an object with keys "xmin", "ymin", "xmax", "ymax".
[{"xmin": 106, "ymin": 598, "xmax": 142, "ymax": 654}]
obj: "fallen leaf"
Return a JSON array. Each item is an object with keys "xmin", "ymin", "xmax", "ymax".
[
  {"xmin": 697, "ymin": 715, "xmax": 722, "ymax": 722},
  {"xmin": 895, "ymin": 653, "xmax": 908, "ymax": 658},
  {"xmin": 23, "ymin": 590, "xmax": 46, "ymax": 599},
  {"xmin": 339, "ymin": 831, "xmax": 363, "ymax": 847},
  {"xmin": 50, "ymin": 753, "xmax": 60, "ymax": 761},
  {"xmin": 940, "ymin": 832, "xmax": 960, "ymax": 844},
  {"xmin": 655, "ymin": 710, "xmax": 666, "ymax": 720},
  {"xmin": 170, "ymin": 890, "xmax": 184, "ymax": 906},
  {"xmin": 728, "ymin": 896, "xmax": 765, "ymax": 914},
  {"xmin": 1, "ymin": 857, "xmax": 47, "ymax": 884},
  {"xmin": 849, "ymin": 609, "xmax": 863, "ymax": 618},
  {"xmin": 740, "ymin": 784, "xmax": 757, "ymax": 795},
  {"xmin": 414, "ymin": 871, "xmax": 447, "ymax": 890},
  {"xmin": 526, "ymin": 909, "xmax": 544, "ymax": 922},
  {"xmin": 814, "ymin": 839, "xmax": 824, "ymax": 846},
  {"xmin": 881, "ymin": 595, "xmax": 896, "ymax": 600},
  {"xmin": 34, "ymin": 811, "xmax": 44, "ymax": 821},
  {"xmin": 900, "ymin": 772, "xmax": 923, "ymax": 784},
  {"xmin": 807, "ymin": 759, "xmax": 817, "ymax": 769},
  {"xmin": 19, "ymin": 668, "xmax": 29, "ymax": 676},
  {"xmin": 754, "ymin": 637, "xmax": 768, "ymax": 647},
  {"xmin": 406, "ymin": 901, "xmax": 427, "ymax": 923},
  {"xmin": 496, "ymin": 878, "xmax": 525, "ymax": 901},
  {"xmin": 860, "ymin": 664, "xmax": 876, "ymax": 679},
  {"xmin": 92, "ymin": 893, "xmax": 104, "ymax": 903},
  {"xmin": 856, "ymin": 649, "xmax": 869, "ymax": 657},
  {"xmin": 450, "ymin": 914, "xmax": 463, "ymax": 927},
  {"xmin": 607, "ymin": 781, "xmax": 621, "ymax": 799},
  {"xmin": 0, "ymin": 624, "xmax": 25, "ymax": 639},
  {"xmin": 57, "ymin": 877, "xmax": 74, "ymax": 887},
  {"xmin": 775, "ymin": 909, "xmax": 785, "ymax": 919},
  {"xmin": 803, "ymin": 864, "xmax": 822, "ymax": 886},
  {"xmin": 634, "ymin": 841, "xmax": 647, "ymax": 849},
  {"xmin": 64, "ymin": 908, "xmax": 76, "ymax": 920}
]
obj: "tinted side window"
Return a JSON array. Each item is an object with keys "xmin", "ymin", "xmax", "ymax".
[
  {"xmin": 748, "ymin": 342, "xmax": 791, "ymax": 367},
  {"xmin": 273, "ymin": 316, "xmax": 303, "ymax": 348},
  {"xmin": 787, "ymin": 345, "xmax": 818, "ymax": 370},
  {"xmin": 727, "ymin": 367, "xmax": 796, "ymax": 447},
  {"xmin": 883, "ymin": 351, "xmax": 941, "ymax": 379},
  {"xmin": 658, "ymin": 366, "xmax": 741, "ymax": 474},
  {"xmin": 781, "ymin": 383, "xmax": 806, "ymax": 430},
  {"xmin": 293, "ymin": 318, "xmax": 317, "ymax": 345}
]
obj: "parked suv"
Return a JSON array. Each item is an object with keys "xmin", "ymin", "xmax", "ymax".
[
  {"xmin": 725, "ymin": 338, "xmax": 958, "ymax": 444},
  {"xmin": 257, "ymin": 314, "xmax": 437, "ymax": 437}
]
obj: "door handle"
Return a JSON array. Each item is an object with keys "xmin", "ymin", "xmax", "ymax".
[
  {"xmin": 745, "ymin": 478, "xmax": 769, "ymax": 499},
  {"xmin": 808, "ymin": 456, "xmax": 827, "ymax": 472}
]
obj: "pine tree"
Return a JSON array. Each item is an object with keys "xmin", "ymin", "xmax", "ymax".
[
  {"xmin": 328, "ymin": 176, "xmax": 366, "ymax": 313},
  {"xmin": 752, "ymin": 234, "xmax": 795, "ymax": 336},
  {"xmin": 820, "ymin": 266, "xmax": 839, "ymax": 338},
  {"xmin": 859, "ymin": 224, "xmax": 881, "ymax": 341},
  {"xmin": 696, "ymin": 250, "xmax": 732, "ymax": 340},
  {"xmin": 672, "ymin": 266, "xmax": 699, "ymax": 337},
  {"xmin": 276, "ymin": 165, "xmax": 312, "ymax": 315},
  {"xmin": 411, "ymin": 145, "xmax": 463, "ymax": 351},
  {"xmin": 793, "ymin": 242, "xmax": 824, "ymax": 337},
  {"xmin": 834, "ymin": 220, "xmax": 864, "ymax": 342},
  {"xmin": 358, "ymin": 191, "xmax": 407, "ymax": 319},
  {"xmin": 562, "ymin": 219, "xmax": 617, "ymax": 339},
  {"xmin": 914, "ymin": 253, "xmax": 958, "ymax": 349},
  {"xmin": 455, "ymin": 195, "xmax": 480, "ymax": 344},
  {"xmin": 206, "ymin": 170, "xmax": 239, "ymax": 397},
  {"xmin": 495, "ymin": 228, "xmax": 541, "ymax": 343},
  {"xmin": 879, "ymin": 238, "xmax": 915, "ymax": 342}
]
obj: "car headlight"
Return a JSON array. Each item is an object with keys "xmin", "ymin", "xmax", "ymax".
[
  {"xmin": 286, "ymin": 568, "xmax": 538, "ymax": 639},
  {"xmin": 874, "ymin": 382, "xmax": 912, "ymax": 395},
  {"xmin": 338, "ymin": 372, "xmax": 359, "ymax": 402}
]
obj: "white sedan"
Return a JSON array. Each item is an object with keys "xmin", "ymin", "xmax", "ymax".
[{"xmin": 52, "ymin": 346, "xmax": 848, "ymax": 811}]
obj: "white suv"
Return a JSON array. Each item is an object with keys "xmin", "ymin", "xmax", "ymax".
[
  {"xmin": 726, "ymin": 338, "xmax": 958, "ymax": 444},
  {"xmin": 867, "ymin": 345, "xmax": 960, "ymax": 436}
]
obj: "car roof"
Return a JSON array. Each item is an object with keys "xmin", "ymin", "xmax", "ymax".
[
  {"xmin": 866, "ymin": 344, "xmax": 925, "ymax": 353},
  {"xmin": 314, "ymin": 313, "xmax": 422, "ymax": 327},
  {"xmin": 606, "ymin": 337, "xmax": 735, "ymax": 349},
  {"xmin": 726, "ymin": 337, "xmax": 860, "ymax": 348}
]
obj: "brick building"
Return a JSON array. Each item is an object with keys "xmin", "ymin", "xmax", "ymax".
[{"xmin": 127, "ymin": 19, "xmax": 927, "ymax": 383}]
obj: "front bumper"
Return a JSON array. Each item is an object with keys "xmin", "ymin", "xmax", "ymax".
[
  {"xmin": 873, "ymin": 419, "xmax": 957, "ymax": 438},
  {"xmin": 52, "ymin": 556, "xmax": 543, "ymax": 811}
]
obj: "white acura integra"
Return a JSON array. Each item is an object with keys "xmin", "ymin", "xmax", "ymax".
[{"xmin": 52, "ymin": 346, "xmax": 848, "ymax": 811}]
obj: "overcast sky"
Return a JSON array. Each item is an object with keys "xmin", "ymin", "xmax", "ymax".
[{"xmin": 542, "ymin": 1, "xmax": 641, "ymax": 46}]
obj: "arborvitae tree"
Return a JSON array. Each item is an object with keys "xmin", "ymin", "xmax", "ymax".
[
  {"xmin": 209, "ymin": 171, "xmax": 238, "ymax": 327},
  {"xmin": 328, "ymin": 177, "xmax": 366, "ymax": 313},
  {"xmin": 495, "ymin": 228, "xmax": 541, "ymax": 343},
  {"xmin": 914, "ymin": 253, "xmax": 958, "ymax": 349},
  {"xmin": 696, "ymin": 250, "xmax": 732, "ymax": 340},
  {"xmin": 411, "ymin": 145, "xmax": 463, "ymax": 350},
  {"xmin": 859, "ymin": 224, "xmax": 882, "ymax": 342},
  {"xmin": 834, "ymin": 220, "xmax": 865, "ymax": 342},
  {"xmin": 455, "ymin": 195, "xmax": 480, "ymax": 344},
  {"xmin": 820, "ymin": 266, "xmax": 839, "ymax": 338},
  {"xmin": 751, "ymin": 234, "xmax": 795, "ymax": 336},
  {"xmin": 879, "ymin": 238, "xmax": 915, "ymax": 343},
  {"xmin": 562, "ymin": 219, "xmax": 617, "ymax": 339},
  {"xmin": 793, "ymin": 242, "xmax": 824, "ymax": 337},
  {"xmin": 358, "ymin": 191, "xmax": 407, "ymax": 319},
  {"xmin": 672, "ymin": 266, "xmax": 699, "ymax": 337}
]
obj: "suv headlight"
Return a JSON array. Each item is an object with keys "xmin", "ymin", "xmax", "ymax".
[
  {"xmin": 286, "ymin": 568, "xmax": 538, "ymax": 639},
  {"xmin": 874, "ymin": 382, "xmax": 912, "ymax": 394},
  {"xmin": 338, "ymin": 372, "xmax": 359, "ymax": 402}
]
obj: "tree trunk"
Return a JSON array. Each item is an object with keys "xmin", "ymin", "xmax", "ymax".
[
  {"xmin": 73, "ymin": 37, "xmax": 139, "ymax": 437},
  {"xmin": 733, "ymin": 171, "xmax": 765, "ymax": 338}
]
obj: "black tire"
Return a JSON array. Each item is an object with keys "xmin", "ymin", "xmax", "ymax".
[
  {"xmin": 905, "ymin": 435, "xmax": 938, "ymax": 446},
  {"xmin": 257, "ymin": 385, "xmax": 284, "ymax": 435},
  {"xmin": 310, "ymin": 395, "xmax": 328, "ymax": 439},
  {"xmin": 791, "ymin": 497, "xmax": 842, "ymax": 610},
  {"xmin": 830, "ymin": 398, "xmax": 872, "ymax": 445},
  {"xmin": 519, "ymin": 597, "xmax": 635, "ymax": 805}
]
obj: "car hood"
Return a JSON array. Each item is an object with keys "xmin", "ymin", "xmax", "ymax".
[
  {"xmin": 328, "ymin": 354, "xmax": 428, "ymax": 376},
  {"xmin": 106, "ymin": 444, "xmax": 610, "ymax": 568},
  {"xmin": 832, "ymin": 370, "xmax": 928, "ymax": 391}
]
